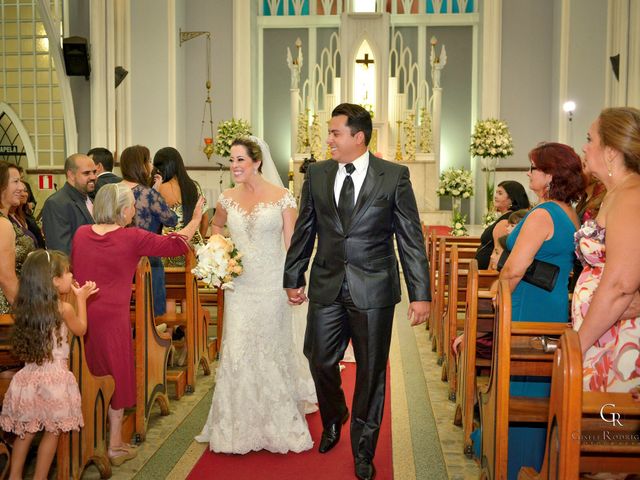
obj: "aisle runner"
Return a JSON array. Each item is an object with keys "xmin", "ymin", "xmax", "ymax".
[{"xmin": 187, "ymin": 363, "xmax": 393, "ymax": 479}]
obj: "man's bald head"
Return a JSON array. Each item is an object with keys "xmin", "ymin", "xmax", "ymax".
[{"xmin": 65, "ymin": 153, "xmax": 97, "ymax": 194}]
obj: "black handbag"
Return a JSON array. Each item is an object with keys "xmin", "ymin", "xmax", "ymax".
[{"xmin": 496, "ymin": 249, "xmax": 560, "ymax": 292}]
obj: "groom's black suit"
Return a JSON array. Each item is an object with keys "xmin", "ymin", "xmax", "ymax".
[{"xmin": 284, "ymin": 154, "xmax": 430, "ymax": 463}]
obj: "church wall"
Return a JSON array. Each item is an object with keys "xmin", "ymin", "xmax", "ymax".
[
  {"xmin": 428, "ymin": 26, "xmax": 473, "ymax": 216},
  {"xmin": 67, "ymin": 0, "xmax": 91, "ymax": 154},
  {"xmin": 263, "ymin": 28, "xmax": 310, "ymax": 183},
  {"xmin": 567, "ymin": 0, "xmax": 607, "ymax": 150},
  {"xmin": 130, "ymin": 0, "xmax": 172, "ymax": 152},
  {"xmin": 184, "ymin": 0, "xmax": 234, "ymax": 167},
  {"xmin": 501, "ymin": 0, "xmax": 554, "ymax": 165}
]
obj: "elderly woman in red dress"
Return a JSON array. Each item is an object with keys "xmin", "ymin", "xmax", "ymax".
[{"xmin": 71, "ymin": 183, "xmax": 204, "ymax": 465}]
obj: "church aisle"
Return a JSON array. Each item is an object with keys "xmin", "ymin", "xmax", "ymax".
[{"xmin": 74, "ymin": 291, "xmax": 479, "ymax": 479}]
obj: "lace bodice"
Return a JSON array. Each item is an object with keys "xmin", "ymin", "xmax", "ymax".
[
  {"xmin": 218, "ymin": 191, "xmax": 296, "ymax": 290},
  {"xmin": 196, "ymin": 189, "xmax": 314, "ymax": 454}
]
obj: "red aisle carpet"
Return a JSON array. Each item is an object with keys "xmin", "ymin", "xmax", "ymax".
[{"xmin": 187, "ymin": 363, "xmax": 393, "ymax": 479}]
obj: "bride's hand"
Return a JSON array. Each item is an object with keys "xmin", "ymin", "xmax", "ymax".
[{"xmin": 286, "ymin": 287, "xmax": 307, "ymax": 305}]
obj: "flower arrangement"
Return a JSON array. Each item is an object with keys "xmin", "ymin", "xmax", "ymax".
[
  {"xmin": 191, "ymin": 234, "xmax": 243, "ymax": 290},
  {"xmin": 437, "ymin": 167, "xmax": 474, "ymax": 199},
  {"xmin": 451, "ymin": 210, "xmax": 468, "ymax": 237},
  {"xmin": 470, "ymin": 118, "xmax": 514, "ymax": 216},
  {"xmin": 481, "ymin": 209, "xmax": 500, "ymax": 228},
  {"xmin": 469, "ymin": 118, "xmax": 514, "ymax": 159},
  {"xmin": 214, "ymin": 118, "xmax": 252, "ymax": 158}
]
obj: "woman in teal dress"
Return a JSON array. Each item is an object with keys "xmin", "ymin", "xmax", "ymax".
[{"xmin": 499, "ymin": 142, "xmax": 585, "ymax": 478}]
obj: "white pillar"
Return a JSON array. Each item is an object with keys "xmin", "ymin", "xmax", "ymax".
[
  {"xmin": 89, "ymin": 0, "xmax": 116, "ymax": 150},
  {"xmin": 290, "ymin": 89, "xmax": 299, "ymax": 156},
  {"xmin": 432, "ymin": 87, "xmax": 442, "ymax": 174},
  {"xmin": 480, "ymin": 0, "xmax": 502, "ymax": 118},
  {"xmin": 233, "ymin": 0, "xmax": 252, "ymax": 121}
]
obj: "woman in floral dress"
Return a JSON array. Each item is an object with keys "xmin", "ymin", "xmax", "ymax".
[
  {"xmin": 0, "ymin": 162, "xmax": 35, "ymax": 314},
  {"xmin": 573, "ymin": 107, "xmax": 640, "ymax": 392}
]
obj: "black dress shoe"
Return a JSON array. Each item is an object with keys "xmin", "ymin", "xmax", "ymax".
[
  {"xmin": 318, "ymin": 409, "xmax": 349, "ymax": 453},
  {"xmin": 355, "ymin": 459, "xmax": 376, "ymax": 480}
]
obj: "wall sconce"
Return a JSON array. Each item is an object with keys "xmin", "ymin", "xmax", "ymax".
[{"xmin": 563, "ymin": 101, "xmax": 576, "ymax": 122}]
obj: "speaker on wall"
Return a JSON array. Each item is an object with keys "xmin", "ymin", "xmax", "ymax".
[{"xmin": 62, "ymin": 36, "xmax": 90, "ymax": 79}]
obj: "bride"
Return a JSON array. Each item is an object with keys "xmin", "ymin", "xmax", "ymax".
[{"xmin": 195, "ymin": 136, "xmax": 317, "ymax": 454}]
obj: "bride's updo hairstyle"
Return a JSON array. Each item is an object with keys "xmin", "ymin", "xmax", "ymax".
[
  {"xmin": 231, "ymin": 137, "xmax": 263, "ymax": 173},
  {"xmin": 597, "ymin": 107, "xmax": 640, "ymax": 173}
]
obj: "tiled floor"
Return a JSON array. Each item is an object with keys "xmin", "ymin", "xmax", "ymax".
[{"xmin": 414, "ymin": 326, "xmax": 480, "ymax": 479}]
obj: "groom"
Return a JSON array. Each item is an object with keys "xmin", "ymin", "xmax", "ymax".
[{"xmin": 284, "ymin": 103, "xmax": 431, "ymax": 479}]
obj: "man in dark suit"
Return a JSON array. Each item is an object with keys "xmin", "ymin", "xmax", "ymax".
[
  {"xmin": 42, "ymin": 153, "xmax": 97, "ymax": 254},
  {"xmin": 89, "ymin": 147, "xmax": 121, "ymax": 198},
  {"xmin": 284, "ymin": 103, "xmax": 431, "ymax": 480}
]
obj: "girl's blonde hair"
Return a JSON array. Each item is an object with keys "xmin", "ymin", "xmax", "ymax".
[{"xmin": 11, "ymin": 250, "xmax": 68, "ymax": 364}]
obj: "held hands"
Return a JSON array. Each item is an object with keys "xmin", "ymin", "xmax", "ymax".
[
  {"xmin": 408, "ymin": 301, "xmax": 430, "ymax": 326},
  {"xmin": 72, "ymin": 280, "xmax": 99, "ymax": 302},
  {"xmin": 286, "ymin": 287, "xmax": 308, "ymax": 306}
]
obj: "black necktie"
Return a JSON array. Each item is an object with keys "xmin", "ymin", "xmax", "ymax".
[{"xmin": 338, "ymin": 163, "xmax": 355, "ymax": 228}]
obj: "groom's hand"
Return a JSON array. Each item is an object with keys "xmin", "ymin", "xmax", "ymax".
[
  {"xmin": 408, "ymin": 301, "xmax": 430, "ymax": 326},
  {"xmin": 286, "ymin": 287, "xmax": 308, "ymax": 306}
]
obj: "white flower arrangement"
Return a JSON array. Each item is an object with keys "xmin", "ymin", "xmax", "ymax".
[
  {"xmin": 437, "ymin": 167, "xmax": 474, "ymax": 198},
  {"xmin": 214, "ymin": 119, "xmax": 252, "ymax": 158},
  {"xmin": 191, "ymin": 234, "xmax": 243, "ymax": 290},
  {"xmin": 469, "ymin": 118, "xmax": 514, "ymax": 159},
  {"xmin": 481, "ymin": 210, "xmax": 500, "ymax": 228},
  {"xmin": 451, "ymin": 210, "xmax": 468, "ymax": 237}
]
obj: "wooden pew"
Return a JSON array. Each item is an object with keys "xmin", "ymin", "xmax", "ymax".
[
  {"xmin": 453, "ymin": 260, "xmax": 498, "ymax": 456},
  {"xmin": 478, "ymin": 280, "xmax": 570, "ymax": 480},
  {"xmin": 441, "ymin": 244, "xmax": 480, "ymax": 399},
  {"xmin": 56, "ymin": 334, "xmax": 115, "ymax": 479},
  {"xmin": 198, "ymin": 285, "xmax": 224, "ymax": 358},
  {"xmin": 431, "ymin": 236, "xmax": 481, "ymax": 361},
  {"xmin": 159, "ymin": 249, "xmax": 212, "ymax": 394},
  {"xmin": 519, "ymin": 329, "xmax": 640, "ymax": 479},
  {"xmin": 124, "ymin": 257, "xmax": 172, "ymax": 444},
  {"xmin": 0, "ymin": 314, "xmax": 116, "ymax": 480}
]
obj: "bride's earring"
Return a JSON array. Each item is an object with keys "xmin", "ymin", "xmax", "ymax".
[{"xmin": 606, "ymin": 160, "xmax": 613, "ymax": 177}]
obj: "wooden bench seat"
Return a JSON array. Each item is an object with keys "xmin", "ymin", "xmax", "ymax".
[
  {"xmin": 519, "ymin": 329, "xmax": 640, "ymax": 479},
  {"xmin": 159, "ymin": 250, "xmax": 212, "ymax": 394},
  {"xmin": 453, "ymin": 260, "xmax": 497, "ymax": 456},
  {"xmin": 124, "ymin": 257, "xmax": 172, "ymax": 444},
  {"xmin": 442, "ymin": 244, "xmax": 482, "ymax": 400},
  {"xmin": 478, "ymin": 280, "xmax": 570, "ymax": 480}
]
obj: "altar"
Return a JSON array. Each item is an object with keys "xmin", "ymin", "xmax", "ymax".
[{"xmin": 285, "ymin": 10, "xmax": 451, "ymax": 227}]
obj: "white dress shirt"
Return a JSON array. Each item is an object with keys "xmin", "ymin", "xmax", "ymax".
[{"xmin": 333, "ymin": 151, "xmax": 370, "ymax": 206}]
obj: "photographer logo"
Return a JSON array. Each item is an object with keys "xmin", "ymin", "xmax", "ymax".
[{"xmin": 600, "ymin": 403, "xmax": 623, "ymax": 427}]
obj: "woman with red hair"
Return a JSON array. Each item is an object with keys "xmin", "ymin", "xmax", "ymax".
[{"xmin": 497, "ymin": 142, "xmax": 586, "ymax": 478}]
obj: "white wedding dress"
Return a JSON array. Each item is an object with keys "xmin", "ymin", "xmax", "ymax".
[{"xmin": 195, "ymin": 191, "xmax": 316, "ymax": 454}]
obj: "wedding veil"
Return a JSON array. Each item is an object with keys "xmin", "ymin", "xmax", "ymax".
[{"xmin": 249, "ymin": 135, "xmax": 284, "ymax": 188}]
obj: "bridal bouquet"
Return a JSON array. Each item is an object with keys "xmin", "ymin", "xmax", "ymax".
[
  {"xmin": 191, "ymin": 234, "xmax": 243, "ymax": 290},
  {"xmin": 469, "ymin": 118, "xmax": 514, "ymax": 159}
]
